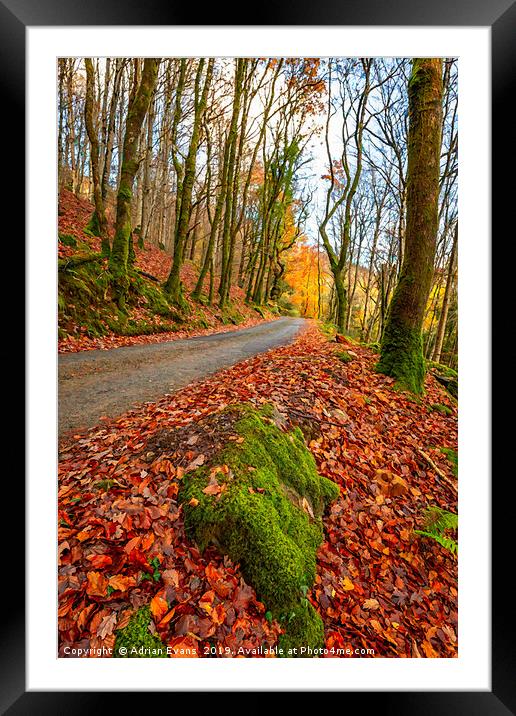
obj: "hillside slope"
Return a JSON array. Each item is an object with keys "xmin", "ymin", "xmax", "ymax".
[{"xmin": 58, "ymin": 190, "xmax": 276, "ymax": 353}]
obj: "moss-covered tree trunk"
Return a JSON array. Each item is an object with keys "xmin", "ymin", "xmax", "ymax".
[
  {"xmin": 84, "ymin": 59, "xmax": 110, "ymax": 256},
  {"xmin": 108, "ymin": 58, "xmax": 158, "ymax": 308},
  {"xmin": 377, "ymin": 58, "xmax": 443, "ymax": 393}
]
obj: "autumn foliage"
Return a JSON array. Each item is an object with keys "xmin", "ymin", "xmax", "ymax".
[{"xmin": 58, "ymin": 323, "xmax": 457, "ymax": 658}]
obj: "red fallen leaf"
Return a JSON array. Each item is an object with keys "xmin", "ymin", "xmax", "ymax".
[
  {"xmin": 76, "ymin": 527, "xmax": 93, "ymax": 542},
  {"xmin": 127, "ymin": 549, "xmax": 148, "ymax": 569},
  {"xmin": 199, "ymin": 590, "xmax": 216, "ymax": 614},
  {"xmin": 138, "ymin": 475, "xmax": 153, "ymax": 495},
  {"xmin": 124, "ymin": 536, "xmax": 143, "ymax": 554},
  {"xmin": 116, "ymin": 608, "xmax": 134, "ymax": 631},
  {"xmin": 86, "ymin": 571, "xmax": 109, "ymax": 597},
  {"xmin": 158, "ymin": 608, "xmax": 176, "ymax": 628},
  {"xmin": 89, "ymin": 608, "xmax": 110, "ymax": 636},
  {"xmin": 108, "ymin": 574, "xmax": 136, "ymax": 593},
  {"xmin": 233, "ymin": 582, "xmax": 255, "ymax": 611},
  {"xmin": 211, "ymin": 603, "xmax": 226, "ymax": 626},
  {"xmin": 58, "ymin": 593, "xmax": 75, "ymax": 617},
  {"xmin": 141, "ymin": 532, "xmax": 155, "ymax": 551},
  {"xmin": 162, "ymin": 569, "xmax": 180, "ymax": 588},
  {"xmin": 77, "ymin": 603, "xmax": 96, "ymax": 631},
  {"xmin": 150, "ymin": 594, "xmax": 169, "ymax": 621},
  {"xmin": 87, "ymin": 554, "xmax": 113, "ymax": 569},
  {"xmin": 168, "ymin": 636, "xmax": 198, "ymax": 658},
  {"xmin": 151, "ymin": 458, "xmax": 175, "ymax": 476},
  {"xmin": 205, "ymin": 564, "xmax": 233, "ymax": 598},
  {"xmin": 232, "ymin": 616, "xmax": 250, "ymax": 633}
]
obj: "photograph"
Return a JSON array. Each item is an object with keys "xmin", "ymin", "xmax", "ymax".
[{"xmin": 56, "ymin": 55, "xmax": 459, "ymax": 660}]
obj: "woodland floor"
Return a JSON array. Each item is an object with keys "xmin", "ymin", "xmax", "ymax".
[
  {"xmin": 59, "ymin": 317, "xmax": 305, "ymax": 439},
  {"xmin": 58, "ymin": 322, "xmax": 458, "ymax": 658}
]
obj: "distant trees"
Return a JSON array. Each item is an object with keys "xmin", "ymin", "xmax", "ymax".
[{"xmin": 377, "ymin": 58, "xmax": 444, "ymax": 392}]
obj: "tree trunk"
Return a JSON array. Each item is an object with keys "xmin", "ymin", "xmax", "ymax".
[
  {"xmin": 377, "ymin": 58, "xmax": 443, "ymax": 393},
  {"xmin": 432, "ymin": 223, "xmax": 458, "ymax": 363},
  {"xmin": 108, "ymin": 58, "xmax": 159, "ymax": 308},
  {"xmin": 84, "ymin": 59, "xmax": 110, "ymax": 256},
  {"xmin": 165, "ymin": 59, "xmax": 213, "ymax": 305}
]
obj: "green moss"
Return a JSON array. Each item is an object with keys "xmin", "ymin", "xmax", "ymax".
[
  {"xmin": 376, "ymin": 319, "xmax": 426, "ymax": 394},
  {"xmin": 335, "ymin": 350, "xmax": 353, "ymax": 364},
  {"xmin": 114, "ymin": 606, "xmax": 167, "ymax": 658},
  {"xmin": 178, "ymin": 404, "xmax": 339, "ymax": 654},
  {"xmin": 430, "ymin": 403, "xmax": 452, "ymax": 416},
  {"xmin": 278, "ymin": 600, "xmax": 325, "ymax": 656},
  {"xmin": 84, "ymin": 210, "xmax": 101, "ymax": 238},
  {"xmin": 58, "ymin": 256, "xmax": 111, "ymax": 338},
  {"xmin": 118, "ymin": 183, "xmax": 133, "ymax": 202},
  {"xmin": 319, "ymin": 322, "xmax": 337, "ymax": 339},
  {"xmin": 220, "ymin": 305, "xmax": 245, "ymax": 325},
  {"xmin": 428, "ymin": 361, "xmax": 458, "ymax": 399},
  {"xmin": 427, "ymin": 361, "xmax": 457, "ymax": 379},
  {"xmin": 58, "ymin": 232, "xmax": 77, "ymax": 248},
  {"xmin": 440, "ymin": 447, "xmax": 458, "ymax": 477}
]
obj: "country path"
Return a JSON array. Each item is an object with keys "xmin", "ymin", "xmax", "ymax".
[{"xmin": 58, "ymin": 317, "xmax": 306, "ymax": 438}]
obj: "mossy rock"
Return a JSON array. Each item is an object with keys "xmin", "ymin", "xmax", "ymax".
[
  {"xmin": 114, "ymin": 606, "xmax": 167, "ymax": 658},
  {"xmin": 428, "ymin": 362, "xmax": 458, "ymax": 399},
  {"xmin": 174, "ymin": 403, "xmax": 339, "ymax": 655}
]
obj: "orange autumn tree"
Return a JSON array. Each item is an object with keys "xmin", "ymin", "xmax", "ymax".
[{"xmin": 284, "ymin": 237, "xmax": 332, "ymax": 318}]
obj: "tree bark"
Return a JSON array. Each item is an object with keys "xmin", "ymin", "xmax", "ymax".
[
  {"xmin": 377, "ymin": 58, "xmax": 443, "ymax": 392},
  {"xmin": 108, "ymin": 58, "xmax": 159, "ymax": 308},
  {"xmin": 432, "ymin": 223, "xmax": 458, "ymax": 363},
  {"xmin": 165, "ymin": 59, "xmax": 213, "ymax": 305},
  {"xmin": 84, "ymin": 59, "xmax": 110, "ymax": 256}
]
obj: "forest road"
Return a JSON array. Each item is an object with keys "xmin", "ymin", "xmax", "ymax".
[{"xmin": 59, "ymin": 317, "xmax": 306, "ymax": 439}]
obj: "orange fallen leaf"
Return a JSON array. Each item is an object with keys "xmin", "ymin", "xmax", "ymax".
[
  {"xmin": 199, "ymin": 590, "xmax": 216, "ymax": 614},
  {"xmin": 150, "ymin": 594, "xmax": 168, "ymax": 621},
  {"xmin": 342, "ymin": 576, "xmax": 355, "ymax": 591},
  {"xmin": 87, "ymin": 554, "xmax": 112, "ymax": 569},
  {"xmin": 108, "ymin": 574, "xmax": 136, "ymax": 593},
  {"xmin": 86, "ymin": 571, "xmax": 109, "ymax": 597}
]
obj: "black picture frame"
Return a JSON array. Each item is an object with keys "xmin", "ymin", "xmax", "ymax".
[{"xmin": 8, "ymin": 0, "xmax": 512, "ymax": 710}]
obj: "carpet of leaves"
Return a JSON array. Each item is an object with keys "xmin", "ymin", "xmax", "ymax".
[
  {"xmin": 58, "ymin": 190, "xmax": 274, "ymax": 354},
  {"xmin": 58, "ymin": 323, "xmax": 458, "ymax": 658}
]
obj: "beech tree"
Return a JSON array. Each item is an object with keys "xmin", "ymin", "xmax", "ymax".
[
  {"xmin": 84, "ymin": 59, "xmax": 110, "ymax": 255},
  {"xmin": 109, "ymin": 58, "xmax": 159, "ymax": 307},
  {"xmin": 377, "ymin": 58, "xmax": 444, "ymax": 392}
]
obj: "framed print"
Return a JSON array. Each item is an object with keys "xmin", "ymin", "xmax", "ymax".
[{"xmin": 6, "ymin": 0, "xmax": 511, "ymax": 709}]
